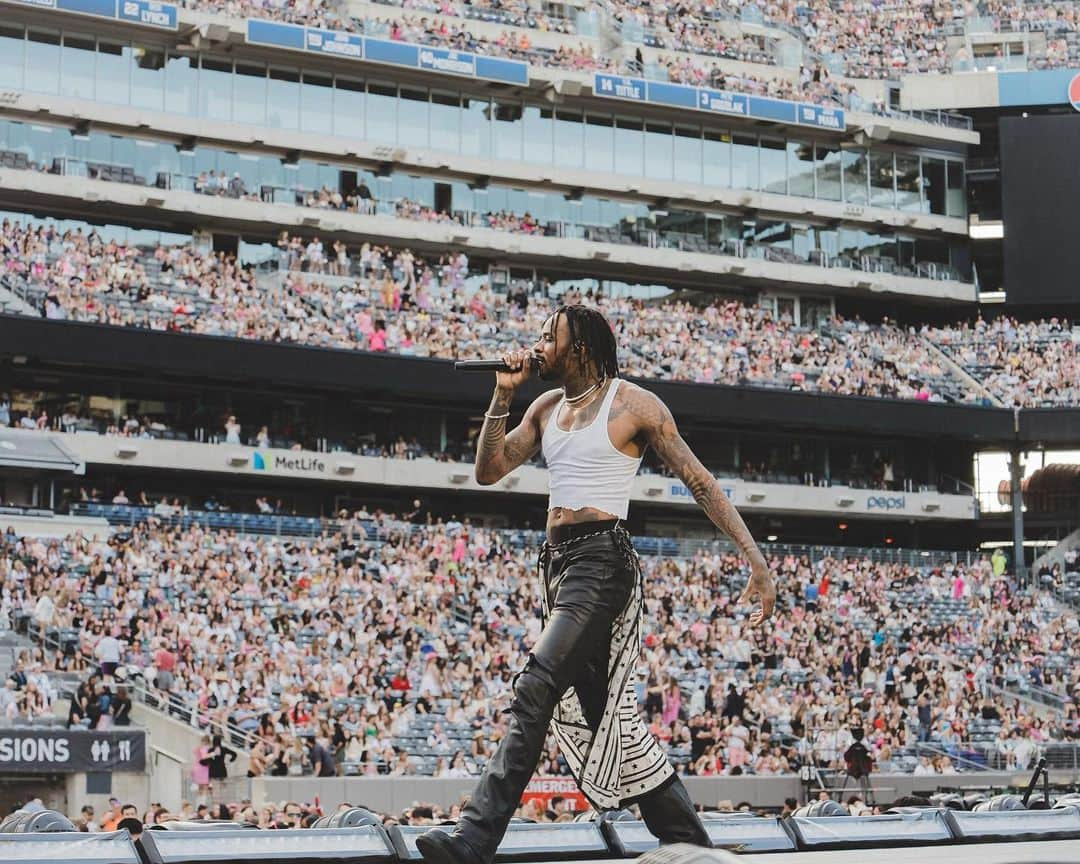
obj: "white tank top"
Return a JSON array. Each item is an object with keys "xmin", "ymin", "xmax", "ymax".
[{"xmin": 541, "ymin": 379, "xmax": 642, "ymax": 519}]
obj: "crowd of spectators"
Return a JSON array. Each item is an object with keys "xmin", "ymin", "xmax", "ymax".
[
  {"xmin": 3, "ymin": 220, "xmax": 1077, "ymax": 406},
  {"xmin": 660, "ymin": 61, "xmax": 861, "ymax": 111},
  {"xmin": 193, "ymin": 170, "xmax": 256, "ymax": 201},
  {"xmin": 391, "ymin": 199, "xmax": 546, "ymax": 237},
  {"xmin": 1, "ymin": 511, "xmax": 1077, "ymax": 787},
  {"xmin": 369, "ymin": 0, "xmax": 579, "ymax": 35},
  {"xmin": 66, "ymin": 672, "xmax": 134, "ymax": 729},
  {"xmin": 0, "ymin": 646, "xmax": 58, "ymax": 722},
  {"xmin": 930, "ymin": 315, "xmax": 1080, "ymax": 408},
  {"xmin": 298, "ymin": 194, "xmax": 548, "ymax": 237},
  {"xmin": 184, "ymin": 0, "xmax": 616, "ymax": 72},
  {"xmin": 49, "ymin": 788, "xmax": 953, "ymax": 837},
  {"xmin": 175, "ymin": 0, "xmax": 1080, "ymax": 96},
  {"xmin": 1, "ymin": 221, "xmax": 358, "ymax": 348}
]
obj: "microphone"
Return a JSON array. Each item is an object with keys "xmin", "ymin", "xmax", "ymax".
[{"xmin": 454, "ymin": 358, "xmax": 537, "ymax": 373}]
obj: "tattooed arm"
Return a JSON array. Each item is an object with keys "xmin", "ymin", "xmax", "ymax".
[
  {"xmin": 474, "ymin": 389, "xmax": 548, "ymax": 485},
  {"xmin": 625, "ymin": 384, "xmax": 776, "ymax": 624},
  {"xmin": 475, "ymin": 349, "xmax": 559, "ymax": 485}
]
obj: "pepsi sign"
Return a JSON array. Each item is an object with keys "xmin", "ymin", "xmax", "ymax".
[
  {"xmin": 1070, "ymin": 72, "xmax": 1080, "ymax": 112},
  {"xmin": 866, "ymin": 495, "xmax": 906, "ymax": 511}
]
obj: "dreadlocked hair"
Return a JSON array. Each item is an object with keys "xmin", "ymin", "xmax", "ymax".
[{"xmin": 553, "ymin": 304, "xmax": 619, "ymax": 381}]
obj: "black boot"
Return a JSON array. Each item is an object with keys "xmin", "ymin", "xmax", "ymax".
[
  {"xmin": 416, "ymin": 829, "xmax": 485, "ymax": 864},
  {"xmin": 638, "ymin": 775, "xmax": 711, "ymax": 846}
]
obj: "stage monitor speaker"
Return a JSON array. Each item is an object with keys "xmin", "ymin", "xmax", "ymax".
[
  {"xmin": 789, "ymin": 809, "xmax": 952, "ymax": 850},
  {"xmin": 496, "ymin": 822, "xmax": 608, "ymax": 862},
  {"xmin": 0, "ymin": 809, "xmax": 76, "ymax": 833},
  {"xmin": 573, "ymin": 809, "xmax": 633, "ymax": 824},
  {"xmin": 703, "ymin": 815, "xmax": 796, "ymax": 853},
  {"xmin": 945, "ymin": 806, "xmax": 1080, "ymax": 842},
  {"xmin": 636, "ymin": 844, "xmax": 741, "ymax": 864},
  {"xmin": 150, "ymin": 821, "xmax": 258, "ymax": 832},
  {"xmin": 0, "ymin": 813, "xmax": 27, "ymax": 833},
  {"xmin": 392, "ymin": 823, "xmax": 609, "ymax": 862},
  {"xmin": 599, "ymin": 819, "xmax": 658, "ymax": 857},
  {"xmin": 602, "ymin": 815, "xmax": 795, "ymax": 857},
  {"xmin": 792, "ymin": 800, "xmax": 848, "ymax": 818},
  {"xmin": 138, "ymin": 826, "xmax": 396, "ymax": 864},
  {"xmin": 928, "ymin": 793, "xmax": 965, "ymax": 811},
  {"xmin": 973, "ymin": 794, "xmax": 1024, "ymax": 812},
  {"xmin": 0, "ymin": 830, "xmax": 140, "ymax": 864},
  {"xmin": 312, "ymin": 809, "xmax": 381, "ymax": 830},
  {"xmin": 388, "ymin": 825, "xmax": 449, "ymax": 861}
]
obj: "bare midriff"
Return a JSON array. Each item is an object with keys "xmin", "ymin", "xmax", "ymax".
[{"xmin": 546, "ymin": 505, "xmax": 619, "ymax": 537}]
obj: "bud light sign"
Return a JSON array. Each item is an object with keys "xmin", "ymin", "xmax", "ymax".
[{"xmin": 669, "ymin": 483, "xmax": 734, "ymax": 501}]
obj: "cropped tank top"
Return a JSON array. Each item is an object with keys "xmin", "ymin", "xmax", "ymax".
[{"xmin": 541, "ymin": 378, "xmax": 642, "ymax": 520}]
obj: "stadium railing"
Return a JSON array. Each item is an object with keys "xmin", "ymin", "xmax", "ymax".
[
  {"xmin": 987, "ymin": 682, "xmax": 1069, "ymax": 717},
  {"xmin": 17, "ymin": 615, "xmax": 270, "ymax": 756},
  {"xmin": 68, "ymin": 502, "xmax": 982, "ymax": 568}
]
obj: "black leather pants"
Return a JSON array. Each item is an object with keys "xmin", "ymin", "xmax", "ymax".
[{"xmin": 453, "ymin": 526, "xmax": 709, "ymax": 862}]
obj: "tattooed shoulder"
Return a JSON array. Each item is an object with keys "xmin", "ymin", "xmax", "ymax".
[{"xmin": 617, "ymin": 381, "xmax": 671, "ymax": 433}]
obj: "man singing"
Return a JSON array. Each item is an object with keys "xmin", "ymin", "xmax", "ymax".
[{"xmin": 417, "ymin": 304, "xmax": 776, "ymax": 864}]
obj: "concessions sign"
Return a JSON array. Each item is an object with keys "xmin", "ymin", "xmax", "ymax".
[
  {"xmin": 0, "ymin": 730, "xmax": 145, "ymax": 773},
  {"xmin": 521, "ymin": 777, "xmax": 588, "ymax": 812}
]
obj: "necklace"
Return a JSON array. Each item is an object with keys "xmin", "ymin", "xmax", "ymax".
[{"xmin": 564, "ymin": 378, "xmax": 605, "ymax": 405}]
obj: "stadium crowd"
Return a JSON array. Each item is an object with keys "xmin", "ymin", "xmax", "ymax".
[
  {"xmin": 7, "ymin": 220, "xmax": 1074, "ymax": 406},
  {"xmin": 174, "ymin": 0, "xmax": 1080, "ymax": 95},
  {"xmin": 3, "ymin": 220, "xmax": 1077, "ymax": 405},
  {"xmin": 41, "ymin": 788, "xmax": 934, "ymax": 835},
  {"xmin": 930, "ymin": 316, "xmax": 1080, "ymax": 409},
  {"xmin": 1, "ymin": 512, "xmax": 1077, "ymax": 788}
]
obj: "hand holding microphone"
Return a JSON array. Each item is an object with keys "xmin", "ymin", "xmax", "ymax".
[
  {"xmin": 495, "ymin": 349, "xmax": 536, "ymax": 392},
  {"xmin": 455, "ymin": 350, "xmax": 537, "ymax": 391}
]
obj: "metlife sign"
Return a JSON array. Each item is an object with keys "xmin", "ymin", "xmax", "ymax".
[
  {"xmin": 250, "ymin": 451, "xmax": 327, "ymax": 475},
  {"xmin": 0, "ymin": 729, "xmax": 145, "ymax": 773}
]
